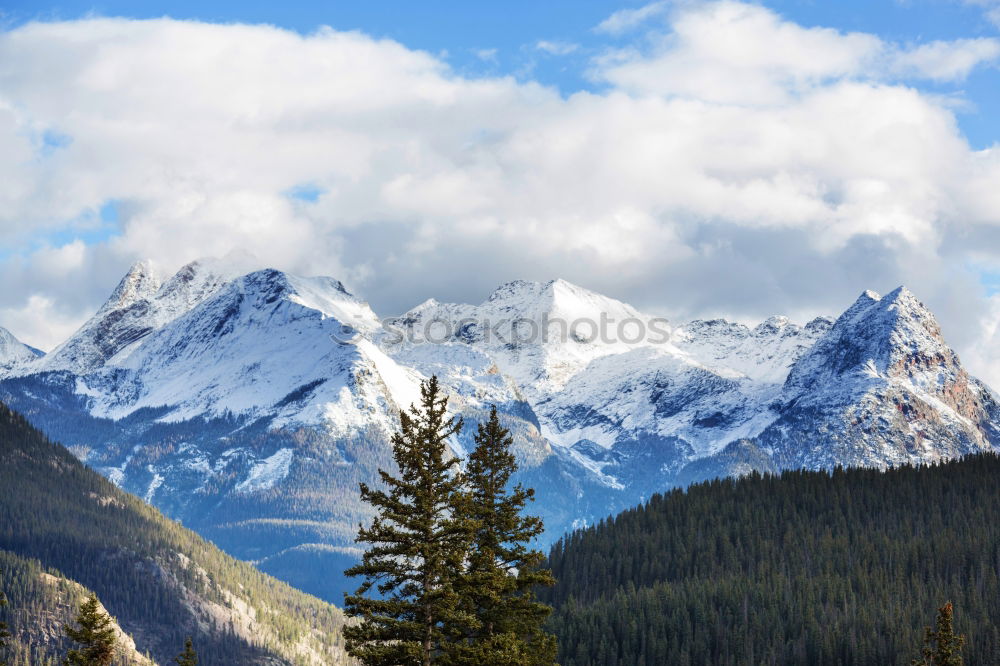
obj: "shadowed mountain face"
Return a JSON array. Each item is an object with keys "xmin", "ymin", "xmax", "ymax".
[
  {"xmin": 0, "ymin": 402, "xmax": 350, "ymax": 665},
  {"xmin": 2, "ymin": 260, "xmax": 997, "ymax": 602}
]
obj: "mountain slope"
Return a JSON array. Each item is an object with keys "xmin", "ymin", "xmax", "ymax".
[
  {"xmin": 544, "ymin": 453, "xmax": 1000, "ymax": 665},
  {"xmin": 0, "ymin": 401, "xmax": 351, "ymax": 665},
  {"xmin": 0, "ymin": 550, "xmax": 156, "ymax": 666}
]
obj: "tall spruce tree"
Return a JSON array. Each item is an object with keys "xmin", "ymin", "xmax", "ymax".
[
  {"xmin": 63, "ymin": 594, "xmax": 117, "ymax": 666},
  {"xmin": 174, "ymin": 637, "xmax": 197, "ymax": 666},
  {"xmin": 912, "ymin": 602, "xmax": 966, "ymax": 666},
  {"xmin": 445, "ymin": 406, "xmax": 557, "ymax": 665},
  {"xmin": 344, "ymin": 376, "xmax": 470, "ymax": 666}
]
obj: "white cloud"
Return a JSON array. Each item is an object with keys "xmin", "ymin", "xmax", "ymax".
[
  {"xmin": 535, "ymin": 40, "xmax": 579, "ymax": 56},
  {"xmin": 963, "ymin": 0, "xmax": 1000, "ymax": 27},
  {"xmin": 892, "ymin": 38, "xmax": 1000, "ymax": 81},
  {"xmin": 0, "ymin": 4, "xmax": 1000, "ymax": 385},
  {"xmin": 593, "ymin": 1, "xmax": 999, "ymax": 104},
  {"xmin": 0, "ymin": 294, "xmax": 84, "ymax": 351},
  {"xmin": 474, "ymin": 48, "xmax": 498, "ymax": 63},
  {"xmin": 596, "ymin": 1, "xmax": 672, "ymax": 35}
]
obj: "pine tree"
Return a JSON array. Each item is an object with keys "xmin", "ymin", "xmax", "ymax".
[
  {"xmin": 344, "ymin": 376, "xmax": 470, "ymax": 666},
  {"xmin": 912, "ymin": 601, "xmax": 966, "ymax": 666},
  {"xmin": 63, "ymin": 594, "xmax": 117, "ymax": 666},
  {"xmin": 0, "ymin": 571, "xmax": 10, "ymax": 666},
  {"xmin": 445, "ymin": 405, "xmax": 557, "ymax": 665},
  {"xmin": 174, "ymin": 637, "xmax": 197, "ymax": 666}
]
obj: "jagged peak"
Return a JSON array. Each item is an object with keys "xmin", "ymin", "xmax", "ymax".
[
  {"xmin": 838, "ymin": 289, "xmax": 881, "ymax": 321},
  {"xmin": 102, "ymin": 259, "xmax": 162, "ymax": 312},
  {"xmin": 235, "ymin": 269, "xmax": 353, "ymax": 299},
  {"xmin": 684, "ymin": 318, "xmax": 751, "ymax": 338},
  {"xmin": 786, "ymin": 285, "xmax": 951, "ymax": 393},
  {"xmin": 804, "ymin": 316, "xmax": 835, "ymax": 333},
  {"xmin": 752, "ymin": 315, "xmax": 792, "ymax": 336},
  {"xmin": 837, "ymin": 286, "xmax": 936, "ymax": 330},
  {"xmin": 158, "ymin": 255, "xmax": 259, "ymax": 295},
  {"xmin": 486, "ymin": 279, "xmax": 548, "ymax": 303},
  {"xmin": 882, "ymin": 285, "xmax": 924, "ymax": 311},
  {"xmin": 484, "ymin": 278, "xmax": 646, "ymax": 327},
  {"xmin": 219, "ymin": 268, "xmax": 376, "ymax": 328},
  {"xmin": 0, "ymin": 326, "xmax": 21, "ymax": 345},
  {"xmin": 485, "ymin": 278, "xmax": 607, "ymax": 303}
]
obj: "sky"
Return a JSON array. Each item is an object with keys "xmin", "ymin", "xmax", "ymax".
[{"xmin": 1, "ymin": 0, "xmax": 1000, "ymax": 386}]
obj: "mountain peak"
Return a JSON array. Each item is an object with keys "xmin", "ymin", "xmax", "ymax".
[
  {"xmin": 486, "ymin": 279, "xmax": 548, "ymax": 303},
  {"xmin": 882, "ymin": 285, "xmax": 923, "ymax": 311},
  {"xmin": 102, "ymin": 259, "xmax": 161, "ymax": 313},
  {"xmin": 840, "ymin": 289, "xmax": 881, "ymax": 320},
  {"xmin": 785, "ymin": 285, "xmax": 951, "ymax": 397},
  {"xmin": 0, "ymin": 326, "xmax": 41, "ymax": 370},
  {"xmin": 752, "ymin": 315, "xmax": 791, "ymax": 336}
]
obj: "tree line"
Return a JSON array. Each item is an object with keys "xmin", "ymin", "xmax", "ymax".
[{"xmin": 542, "ymin": 455, "xmax": 995, "ymax": 665}]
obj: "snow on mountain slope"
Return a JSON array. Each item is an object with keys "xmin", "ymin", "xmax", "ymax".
[
  {"xmin": 0, "ymin": 327, "xmax": 43, "ymax": 372},
  {"xmin": 384, "ymin": 279, "xmax": 671, "ymax": 396},
  {"xmin": 31, "ymin": 257, "xmax": 251, "ymax": 374},
  {"xmin": 382, "ymin": 279, "xmax": 832, "ymax": 478},
  {"xmin": 83, "ymin": 268, "xmax": 422, "ymax": 435},
  {"xmin": 672, "ymin": 315, "xmax": 834, "ymax": 384}
]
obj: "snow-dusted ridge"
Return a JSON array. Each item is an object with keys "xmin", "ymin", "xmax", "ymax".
[{"xmin": 1, "ymin": 262, "xmax": 998, "ymax": 603}]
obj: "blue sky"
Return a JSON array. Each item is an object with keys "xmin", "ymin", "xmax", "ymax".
[{"xmin": 4, "ymin": 0, "xmax": 1000, "ymax": 146}]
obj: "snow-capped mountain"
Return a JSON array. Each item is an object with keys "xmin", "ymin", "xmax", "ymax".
[
  {"xmin": 82, "ymin": 268, "xmax": 420, "ymax": 431},
  {"xmin": 0, "ymin": 326, "xmax": 43, "ymax": 372},
  {"xmin": 385, "ymin": 282, "xmax": 836, "ymax": 494},
  {"xmin": 35, "ymin": 257, "xmax": 250, "ymax": 374},
  {"xmin": 749, "ymin": 286, "xmax": 1000, "ymax": 470},
  {"xmin": 384, "ymin": 279, "xmax": 667, "ymax": 395},
  {"xmin": 1, "ymin": 263, "xmax": 997, "ymax": 603}
]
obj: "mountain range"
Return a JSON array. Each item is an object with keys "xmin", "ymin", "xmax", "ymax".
[{"xmin": 1, "ymin": 257, "xmax": 997, "ymax": 602}]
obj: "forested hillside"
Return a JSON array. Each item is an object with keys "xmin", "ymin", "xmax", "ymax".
[
  {"xmin": 544, "ymin": 454, "xmax": 1000, "ymax": 665},
  {"xmin": 0, "ymin": 402, "xmax": 352, "ymax": 665}
]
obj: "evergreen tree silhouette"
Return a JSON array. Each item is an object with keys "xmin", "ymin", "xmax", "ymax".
[
  {"xmin": 63, "ymin": 594, "xmax": 117, "ymax": 666},
  {"xmin": 445, "ymin": 405, "xmax": 557, "ymax": 665},
  {"xmin": 174, "ymin": 637, "xmax": 197, "ymax": 666},
  {"xmin": 344, "ymin": 377, "xmax": 470, "ymax": 666},
  {"xmin": 913, "ymin": 601, "xmax": 966, "ymax": 666}
]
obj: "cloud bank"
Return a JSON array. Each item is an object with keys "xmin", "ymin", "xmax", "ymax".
[{"xmin": 1, "ymin": 1, "xmax": 1000, "ymax": 387}]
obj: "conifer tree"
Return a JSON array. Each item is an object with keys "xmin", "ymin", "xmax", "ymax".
[
  {"xmin": 63, "ymin": 594, "xmax": 117, "ymax": 666},
  {"xmin": 0, "ymin": 572, "xmax": 10, "ymax": 666},
  {"xmin": 344, "ymin": 376, "xmax": 470, "ymax": 666},
  {"xmin": 174, "ymin": 637, "xmax": 197, "ymax": 666},
  {"xmin": 445, "ymin": 406, "xmax": 557, "ymax": 665},
  {"xmin": 912, "ymin": 601, "xmax": 966, "ymax": 666}
]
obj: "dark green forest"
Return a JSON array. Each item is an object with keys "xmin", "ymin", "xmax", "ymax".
[
  {"xmin": 0, "ymin": 402, "xmax": 350, "ymax": 665},
  {"xmin": 543, "ymin": 455, "xmax": 1000, "ymax": 665}
]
